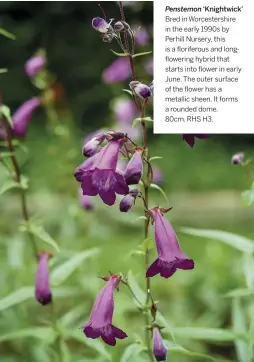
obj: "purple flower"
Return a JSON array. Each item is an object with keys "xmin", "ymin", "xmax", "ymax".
[
  {"xmin": 153, "ymin": 327, "xmax": 167, "ymax": 361},
  {"xmin": 76, "ymin": 140, "xmax": 129, "ymax": 206},
  {"xmin": 232, "ymin": 152, "xmax": 244, "ymax": 165},
  {"xmin": 25, "ymin": 55, "xmax": 46, "ymax": 77},
  {"xmin": 129, "ymin": 81, "xmax": 151, "ymax": 99},
  {"xmin": 114, "ymin": 21, "xmax": 126, "ymax": 32},
  {"xmin": 120, "ymin": 189, "xmax": 140, "ymax": 212},
  {"xmin": 113, "ymin": 98, "xmax": 137, "ymax": 124},
  {"xmin": 82, "ymin": 132, "xmax": 106, "ymax": 157},
  {"xmin": 124, "ymin": 149, "xmax": 143, "ymax": 185},
  {"xmin": 12, "ymin": 97, "xmax": 40, "ymax": 137},
  {"xmin": 182, "ymin": 134, "xmax": 209, "ymax": 148},
  {"xmin": 134, "ymin": 26, "xmax": 149, "ymax": 46},
  {"xmin": 146, "ymin": 207, "xmax": 194, "ymax": 278},
  {"xmin": 92, "ymin": 17, "xmax": 111, "ymax": 33},
  {"xmin": 83, "ymin": 274, "xmax": 127, "ymax": 346},
  {"xmin": 79, "ymin": 187, "xmax": 93, "ymax": 210},
  {"xmin": 102, "ymin": 58, "xmax": 131, "ymax": 84},
  {"xmin": 152, "ymin": 166, "xmax": 163, "ymax": 185},
  {"xmin": 35, "ymin": 253, "xmax": 52, "ymax": 306},
  {"xmin": 145, "ymin": 57, "xmax": 153, "ymax": 76}
]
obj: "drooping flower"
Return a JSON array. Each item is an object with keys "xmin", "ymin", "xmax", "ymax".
[
  {"xmin": 129, "ymin": 81, "xmax": 151, "ymax": 100},
  {"xmin": 25, "ymin": 55, "xmax": 46, "ymax": 77},
  {"xmin": 75, "ymin": 140, "xmax": 129, "ymax": 206},
  {"xmin": 102, "ymin": 58, "xmax": 131, "ymax": 84},
  {"xmin": 82, "ymin": 132, "xmax": 106, "ymax": 157},
  {"xmin": 12, "ymin": 97, "xmax": 40, "ymax": 137},
  {"xmin": 182, "ymin": 134, "xmax": 209, "ymax": 148},
  {"xmin": 120, "ymin": 189, "xmax": 140, "ymax": 212},
  {"xmin": 83, "ymin": 274, "xmax": 127, "ymax": 346},
  {"xmin": 79, "ymin": 187, "xmax": 93, "ymax": 210},
  {"xmin": 146, "ymin": 207, "xmax": 194, "ymax": 278},
  {"xmin": 35, "ymin": 253, "xmax": 52, "ymax": 306},
  {"xmin": 92, "ymin": 17, "xmax": 111, "ymax": 33},
  {"xmin": 152, "ymin": 327, "xmax": 167, "ymax": 361},
  {"xmin": 124, "ymin": 148, "xmax": 143, "ymax": 185},
  {"xmin": 231, "ymin": 152, "xmax": 244, "ymax": 165}
]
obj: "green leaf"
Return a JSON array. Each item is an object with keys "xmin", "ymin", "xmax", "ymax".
[
  {"xmin": 140, "ymin": 237, "xmax": 154, "ymax": 251},
  {"xmin": 121, "ymin": 343, "xmax": 144, "ymax": 362},
  {"xmin": 60, "ymin": 340, "xmax": 71, "ymax": 362},
  {"xmin": 64, "ymin": 330, "xmax": 112, "ymax": 361},
  {"xmin": 133, "ymin": 51, "xmax": 153, "ymax": 58},
  {"xmin": 0, "ymin": 287, "xmax": 34, "ymax": 311},
  {"xmin": 171, "ymin": 327, "xmax": 246, "ymax": 342},
  {"xmin": 164, "ymin": 340, "xmax": 214, "ymax": 360},
  {"xmin": 0, "ymin": 180, "xmax": 21, "ymax": 196},
  {"xmin": 127, "ymin": 270, "xmax": 146, "ymax": 305},
  {"xmin": 21, "ymin": 223, "xmax": 60, "ymax": 253},
  {"xmin": 110, "ymin": 49, "xmax": 129, "ymax": 57},
  {"xmin": 232, "ymin": 298, "xmax": 250, "ymax": 362},
  {"xmin": 0, "ymin": 151, "xmax": 14, "ymax": 158},
  {"xmin": 132, "ymin": 215, "xmax": 148, "ymax": 223},
  {"xmin": 132, "ymin": 117, "xmax": 153, "ymax": 128},
  {"xmin": 180, "ymin": 228, "xmax": 254, "ymax": 254},
  {"xmin": 0, "ymin": 327, "xmax": 55, "ymax": 344},
  {"xmin": 149, "ymin": 156, "xmax": 163, "ymax": 162},
  {"xmin": 0, "ymin": 28, "xmax": 16, "ymax": 40},
  {"xmin": 0, "ymin": 68, "xmax": 8, "ymax": 74},
  {"xmin": 225, "ymin": 288, "xmax": 254, "ymax": 298},
  {"xmin": 150, "ymin": 183, "xmax": 169, "ymax": 204},
  {"xmin": 0, "ymin": 105, "xmax": 13, "ymax": 128},
  {"xmin": 122, "ymin": 89, "xmax": 133, "ymax": 96},
  {"xmin": 51, "ymin": 248, "xmax": 100, "ymax": 286},
  {"xmin": 241, "ymin": 189, "xmax": 254, "ymax": 208}
]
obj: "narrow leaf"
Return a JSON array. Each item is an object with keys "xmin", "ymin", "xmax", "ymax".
[
  {"xmin": 110, "ymin": 49, "xmax": 129, "ymax": 57},
  {"xmin": 132, "ymin": 117, "xmax": 153, "ymax": 128},
  {"xmin": 0, "ymin": 287, "xmax": 33, "ymax": 311},
  {"xmin": 123, "ymin": 89, "xmax": 133, "ymax": 96},
  {"xmin": 171, "ymin": 327, "xmax": 246, "ymax": 342},
  {"xmin": 149, "ymin": 156, "xmax": 163, "ymax": 162},
  {"xmin": 133, "ymin": 51, "xmax": 153, "ymax": 58},
  {"xmin": 21, "ymin": 223, "xmax": 60, "ymax": 253},
  {"xmin": 150, "ymin": 183, "xmax": 169, "ymax": 204},
  {"xmin": 0, "ymin": 28, "xmax": 16, "ymax": 40},
  {"xmin": 232, "ymin": 298, "xmax": 250, "ymax": 362},
  {"xmin": 51, "ymin": 248, "xmax": 100, "ymax": 286},
  {"xmin": 180, "ymin": 228, "xmax": 254, "ymax": 254},
  {"xmin": 164, "ymin": 340, "xmax": 214, "ymax": 360},
  {"xmin": 121, "ymin": 343, "xmax": 144, "ymax": 362},
  {"xmin": 0, "ymin": 327, "xmax": 55, "ymax": 343},
  {"xmin": 225, "ymin": 288, "xmax": 254, "ymax": 298},
  {"xmin": 0, "ymin": 68, "xmax": 8, "ymax": 74},
  {"xmin": 0, "ymin": 105, "xmax": 13, "ymax": 128}
]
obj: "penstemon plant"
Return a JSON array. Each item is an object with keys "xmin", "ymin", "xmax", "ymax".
[{"xmin": 74, "ymin": 3, "xmax": 200, "ymax": 361}]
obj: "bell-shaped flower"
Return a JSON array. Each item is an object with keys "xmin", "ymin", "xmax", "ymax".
[
  {"xmin": 146, "ymin": 207, "xmax": 194, "ymax": 278},
  {"xmin": 25, "ymin": 55, "xmax": 46, "ymax": 77},
  {"xmin": 35, "ymin": 253, "xmax": 52, "ymax": 305},
  {"xmin": 12, "ymin": 97, "xmax": 40, "ymax": 137},
  {"xmin": 77, "ymin": 140, "xmax": 129, "ymax": 206},
  {"xmin": 152, "ymin": 327, "xmax": 167, "ymax": 361},
  {"xmin": 129, "ymin": 81, "xmax": 151, "ymax": 100},
  {"xmin": 123, "ymin": 148, "xmax": 143, "ymax": 185},
  {"xmin": 92, "ymin": 17, "xmax": 111, "ymax": 33},
  {"xmin": 182, "ymin": 134, "xmax": 209, "ymax": 148},
  {"xmin": 120, "ymin": 189, "xmax": 140, "ymax": 212},
  {"xmin": 83, "ymin": 274, "xmax": 127, "ymax": 346}
]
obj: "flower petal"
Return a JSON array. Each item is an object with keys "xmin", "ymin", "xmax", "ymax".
[{"xmin": 99, "ymin": 190, "xmax": 116, "ymax": 206}]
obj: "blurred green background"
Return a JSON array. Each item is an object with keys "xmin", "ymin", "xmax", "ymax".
[{"xmin": 1, "ymin": 2, "xmax": 254, "ymax": 362}]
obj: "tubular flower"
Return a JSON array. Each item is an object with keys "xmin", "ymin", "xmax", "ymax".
[
  {"xmin": 79, "ymin": 187, "xmax": 93, "ymax": 210},
  {"xmin": 83, "ymin": 274, "xmax": 127, "ymax": 346},
  {"xmin": 146, "ymin": 207, "xmax": 194, "ymax": 278},
  {"xmin": 82, "ymin": 132, "xmax": 106, "ymax": 157},
  {"xmin": 12, "ymin": 97, "xmax": 40, "ymax": 137},
  {"xmin": 76, "ymin": 140, "xmax": 129, "ymax": 206},
  {"xmin": 182, "ymin": 134, "xmax": 209, "ymax": 148},
  {"xmin": 25, "ymin": 55, "xmax": 46, "ymax": 77},
  {"xmin": 92, "ymin": 17, "xmax": 111, "ymax": 33},
  {"xmin": 120, "ymin": 189, "xmax": 140, "ymax": 212},
  {"xmin": 102, "ymin": 58, "xmax": 131, "ymax": 83},
  {"xmin": 231, "ymin": 152, "xmax": 244, "ymax": 165},
  {"xmin": 35, "ymin": 253, "xmax": 52, "ymax": 306},
  {"xmin": 129, "ymin": 81, "xmax": 151, "ymax": 100},
  {"xmin": 123, "ymin": 148, "xmax": 143, "ymax": 185},
  {"xmin": 152, "ymin": 327, "xmax": 167, "ymax": 361}
]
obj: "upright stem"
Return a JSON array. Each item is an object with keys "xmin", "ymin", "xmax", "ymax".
[
  {"xmin": 2, "ymin": 121, "xmax": 37, "ymax": 257},
  {"xmin": 118, "ymin": 3, "xmax": 154, "ymax": 360}
]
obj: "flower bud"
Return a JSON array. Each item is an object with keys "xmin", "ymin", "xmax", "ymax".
[
  {"xmin": 114, "ymin": 21, "xmax": 125, "ymax": 32},
  {"xmin": 129, "ymin": 81, "xmax": 151, "ymax": 100},
  {"xmin": 35, "ymin": 253, "xmax": 52, "ymax": 306},
  {"xmin": 119, "ymin": 189, "xmax": 140, "ymax": 212},
  {"xmin": 12, "ymin": 97, "xmax": 40, "ymax": 137},
  {"xmin": 124, "ymin": 149, "xmax": 143, "ymax": 185},
  {"xmin": 231, "ymin": 152, "xmax": 244, "ymax": 165},
  {"xmin": 102, "ymin": 33, "xmax": 114, "ymax": 43},
  {"xmin": 25, "ymin": 55, "xmax": 46, "ymax": 77},
  {"xmin": 82, "ymin": 133, "xmax": 106, "ymax": 157},
  {"xmin": 152, "ymin": 327, "xmax": 167, "ymax": 361},
  {"xmin": 92, "ymin": 17, "xmax": 110, "ymax": 33}
]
